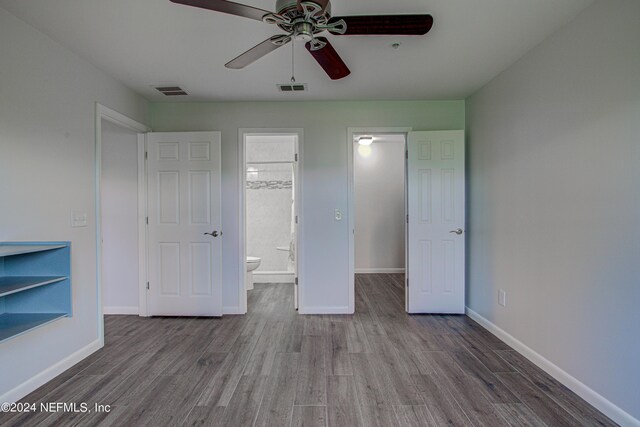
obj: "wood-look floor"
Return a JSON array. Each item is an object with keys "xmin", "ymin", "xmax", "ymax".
[{"xmin": 1, "ymin": 274, "xmax": 616, "ymax": 427}]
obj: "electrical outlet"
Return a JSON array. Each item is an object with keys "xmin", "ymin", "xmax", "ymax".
[{"xmin": 498, "ymin": 289, "xmax": 507, "ymax": 307}]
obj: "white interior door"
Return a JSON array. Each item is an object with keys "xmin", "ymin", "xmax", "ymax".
[
  {"xmin": 407, "ymin": 130, "xmax": 465, "ymax": 313},
  {"xmin": 147, "ymin": 132, "xmax": 222, "ymax": 316}
]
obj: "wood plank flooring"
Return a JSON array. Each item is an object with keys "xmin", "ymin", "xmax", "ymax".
[{"xmin": 0, "ymin": 274, "xmax": 617, "ymax": 426}]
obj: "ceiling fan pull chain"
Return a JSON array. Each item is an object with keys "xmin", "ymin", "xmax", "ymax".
[{"xmin": 291, "ymin": 41, "xmax": 296, "ymax": 83}]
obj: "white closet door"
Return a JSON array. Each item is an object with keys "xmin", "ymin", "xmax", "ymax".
[
  {"xmin": 146, "ymin": 132, "xmax": 222, "ymax": 316},
  {"xmin": 407, "ymin": 131, "xmax": 465, "ymax": 313}
]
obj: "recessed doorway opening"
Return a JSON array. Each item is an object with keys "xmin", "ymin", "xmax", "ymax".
[
  {"xmin": 351, "ymin": 132, "xmax": 408, "ymax": 312},
  {"xmin": 240, "ymin": 130, "xmax": 302, "ymax": 313},
  {"xmin": 100, "ymin": 120, "xmax": 141, "ymax": 316},
  {"xmin": 95, "ymin": 104, "xmax": 148, "ymax": 344}
]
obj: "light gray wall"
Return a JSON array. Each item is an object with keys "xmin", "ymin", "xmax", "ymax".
[
  {"xmin": 354, "ymin": 139, "xmax": 405, "ymax": 271},
  {"xmin": 150, "ymin": 101, "xmax": 465, "ymax": 313},
  {"xmin": 466, "ymin": 0, "xmax": 640, "ymax": 421},
  {"xmin": 101, "ymin": 120, "xmax": 139, "ymax": 313},
  {"xmin": 0, "ymin": 7, "xmax": 147, "ymax": 399}
]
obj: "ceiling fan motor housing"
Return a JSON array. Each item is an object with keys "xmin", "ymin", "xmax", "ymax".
[
  {"xmin": 275, "ymin": 0, "xmax": 297, "ymax": 13},
  {"xmin": 276, "ymin": 0, "xmax": 331, "ymax": 17},
  {"xmin": 294, "ymin": 21, "xmax": 315, "ymax": 41}
]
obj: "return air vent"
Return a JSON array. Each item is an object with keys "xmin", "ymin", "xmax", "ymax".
[
  {"xmin": 277, "ymin": 83, "xmax": 307, "ymax": 92},
  {"xmin": 154, "ymin": 86, "xmax": 188, "ymax": 96}
]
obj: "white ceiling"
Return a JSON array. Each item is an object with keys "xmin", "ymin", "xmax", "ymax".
[{"xmin": 0, "ymin": 0, "xmax": 593, "ymax": 102}]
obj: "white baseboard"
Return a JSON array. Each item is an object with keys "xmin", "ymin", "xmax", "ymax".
[
  {"xmin": 103, "ymin": 306, "xmax": 139, "ymax": 315},
  {"xmin": 253, "ymin": 270, "xmax": 292, "ymax": 275},
  {"xmin": 1, "ymin": 339, "xmax": 102, "ymax": 404},
  {"xmin": 355, "ymin": 268, "xmax": 405, "ymax": 274},
  {"xmin": 223, "ymin": 305, "xmax": 245, "ymax": 315},
  {"xmin": 298, "ymin": 306, "xmax": 353, "ymax": 314},
  {"xmin": 253, "ymin": 271, "xmax": 294, "ymax": 284},
  {"xmin": 465, "ymin": 307, "xmax": 640, "ymax": 427}
]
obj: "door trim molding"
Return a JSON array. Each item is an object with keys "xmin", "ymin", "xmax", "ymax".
[
  {"xmin": 95, "ymin": 103, "xmax": 149, "ymax": 346},
  {"xmin": 238, "ymin": 128, "xmax": 304, "ymax": 314},
  {"xmin": 137, "ymin": 134, "xmax": 148, "ymax": 318},
  {"xmin": 347, "ymin": 127, "xmax": 412, "ymax": 314}
]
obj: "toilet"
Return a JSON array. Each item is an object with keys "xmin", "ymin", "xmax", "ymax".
[{"xmin": 246, "ymin": 256, "xmax": 261, "ymax": 290}]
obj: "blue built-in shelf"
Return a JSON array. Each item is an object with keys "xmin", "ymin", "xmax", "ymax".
[{"xmin": 0, "ymin": 242, "xmax": 71, "ymax": 343}]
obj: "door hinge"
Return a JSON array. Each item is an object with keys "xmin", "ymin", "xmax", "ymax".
[
  {"xmin": 295, "ymin": 277, "xmax": 298, "ymax": 285},
  {"xmin": 295, "ymin": 153, "xmax": 298, "ymax": 162},
  {"xmin": 145, "ymin": 151, "xmax": 148, "ymax": 160},
  {"xmin": 405, "ymin": 150, "xmax": 408, "ymax": 159},
  {"xmin": 406, "ymin": 214, "xmax": 409, "ymax": 223},
  {"xmin": 406, "ymin": 279, "xmax": 409, "ymax": 288},
  {"xmin": 146, "ymin": 281, "xmax": 150, "ymax": 290},
  {"xmin": 146, "ymin": 217, "xmax": 149, "ymax": 225},
  {"xmin": 295, "ymin": 215, "xmax": 298, "ymax": 224}
]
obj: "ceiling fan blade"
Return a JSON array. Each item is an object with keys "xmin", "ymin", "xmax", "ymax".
[
  {"xmin": 305, "ymin": 37, "xmax": 350, "ymax": 80},
  {"xmin": 170, "ymin": 0, "xmax": 272, "ymax": 22},
  {"xmin": 297, "ymin": 0, "xmax": 329, "ymax": 16},
  {"xmin": 225, "ymin": 35, "xmax": 291, "ymax": 69},
  {"xmin": 313, "ymin": 0, "xmax": 330, "ymax": 12},
  {"xmin": 329, "ymin": 14, "xmax": 433, "ymax": 35}
]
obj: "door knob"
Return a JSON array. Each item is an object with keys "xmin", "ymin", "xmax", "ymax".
[
  {"xmin": 449, "ymin": 228, "xmax": 464, "ymax": 235},
  {"xmin": 204, "ymin": 230, "xmax": 222, "ymax": 237}
]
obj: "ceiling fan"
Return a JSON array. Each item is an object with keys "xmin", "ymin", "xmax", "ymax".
[{"xmin": 170, "ymin": 0, "xmax": 433, "ymax": 80}]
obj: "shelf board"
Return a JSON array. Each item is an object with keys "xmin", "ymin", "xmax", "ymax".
[
  {"xmin": 0, "ymin": 276, "xmax": 67, "ymax": 298},
  {"xmin": 0, "ymin": 313, "xmax": 67, "ymax": 343},
  {"xmin": 0, "ymin": 244, "xmax": 67, "ymax": 257}
]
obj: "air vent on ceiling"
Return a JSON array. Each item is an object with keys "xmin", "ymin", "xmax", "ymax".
[
  {"xmin": 154, "ymin": 86, "xmax": 188, "ymax": 96},
  {"xmin": 277, "ymin": 83, "xmax": 307, "ymax": 92}
]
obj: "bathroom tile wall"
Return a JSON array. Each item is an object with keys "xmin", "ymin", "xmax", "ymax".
[{"xmin": 246, "ymin": 137, "xmax": 295, "ymax": 272}]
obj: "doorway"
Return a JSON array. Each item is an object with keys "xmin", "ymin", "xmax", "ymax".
[
  {"xmin": 95, "ymin": 104, "xmax": 148, "ymax": 345},
  {"xmin": 100, "ymin": 120, "xmax": 141, "ymax": 315},
  {"xmin": 348, "ymin": 128, "xmax": 466, "ymax": 314},
  {"xmin": 351, "ymin": 131, "xmax": 409, "ymax": 313},
  {"xmin": 347, "ymin": 127, "xmax": 411, "ymax": 313},
  {"xmin": 240, "ymin": 130, "xmax": 302, "ymax": 313}
]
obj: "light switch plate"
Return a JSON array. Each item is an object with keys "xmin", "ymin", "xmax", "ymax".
[
  {"xmin": 71, "ymin": 210, "xmax": 88, "ymax": 227},
  {"xmin": 498, "ymin": 289, "xmax": 507, "ymax": 307}
]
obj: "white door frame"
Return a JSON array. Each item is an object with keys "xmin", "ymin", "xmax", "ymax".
[
  {"xmin": 347, "ymin": 127, "xmax": 412, "ymax": 313},
  {"xmin": 95, "ymin": 103, "xmax": 149, "ymax": 346},
  {"xmin": 238, "ymin": 128, "xmax": 304, "ymax": 314}
]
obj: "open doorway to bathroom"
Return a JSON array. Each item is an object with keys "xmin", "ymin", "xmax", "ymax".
[
  {"xmin": 241, "ymin": 131, "xmax": 301, "ymax": 312},
  {"xmin": 350, "ymin": 131, "xmax": 408, "ymax": 313}
]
